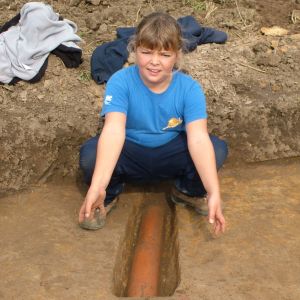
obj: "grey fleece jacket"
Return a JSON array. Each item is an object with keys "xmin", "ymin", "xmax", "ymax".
[{"xmin": 0, "ymin": 2, "xmax": 81, "ymax": 83}]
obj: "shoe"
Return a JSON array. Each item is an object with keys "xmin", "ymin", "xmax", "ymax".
[
  {"xmin": 79, "ymin": 197, "xmax": 118, "ymax": 230},
  {"xmin": 170, "ymin": 188, "xmax": 208, "ymax": 216}
]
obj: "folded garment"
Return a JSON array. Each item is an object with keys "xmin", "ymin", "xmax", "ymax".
[
  {"xmin": 91, "ymin": 37, "xmax": 130, "ymax": 85},
  {"xmin": 91, "ymin": 15, "xmax": 228, "ymax": 84},
  {"xmin": 52, "ymin": 43, "xmax": 83, "ymax": 68},
  {"xmin": 178, "ymin": 16, "xmax": 228, "ymax": 51},
  {"xmin": 9, "ymin": 57, "xmax": 49, "ymax": 85},
  {"xmin": 0, "ymin": 2, "xmax": 82, "ymax": 84}
]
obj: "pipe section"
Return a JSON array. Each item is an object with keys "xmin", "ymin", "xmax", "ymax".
[{"xmin": 126, "ymin": 203, "xmax": 165, "ymax": 297}]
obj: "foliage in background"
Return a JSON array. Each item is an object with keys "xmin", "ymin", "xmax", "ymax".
[
  {"xmin": 182, "ymin": 0, "xmax": 206, "ymax": 12},
  {"xmin": 182, "ymin": 0, "xmax": 231, "ymax": 12}
]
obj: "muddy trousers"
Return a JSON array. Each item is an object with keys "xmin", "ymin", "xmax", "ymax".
[{"xmin": 79, "ymin": 132, "xmax": 228, "ymax": 206}]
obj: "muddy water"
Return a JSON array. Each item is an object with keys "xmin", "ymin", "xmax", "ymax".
[{"xmin": 0, "ymin": 158, "xmax": 299, "ymax": 299}]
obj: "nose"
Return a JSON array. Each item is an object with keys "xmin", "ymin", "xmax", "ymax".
[{"xmin": 150, "ymin": 53, "xmax": 160, "ymax": 65}]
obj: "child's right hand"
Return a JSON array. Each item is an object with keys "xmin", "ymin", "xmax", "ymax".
[{"xmin": 78, "ymin": 187, "xmax": 106, "ymax": 223}]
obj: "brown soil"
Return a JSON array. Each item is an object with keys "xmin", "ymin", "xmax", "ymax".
[
  {"xmin": 256, "ymin": 0, "xmax": 300, "ymax": 28},
  {"xmin": 0, "ymin": 158, "xmax": 299, "ymax": 299}
]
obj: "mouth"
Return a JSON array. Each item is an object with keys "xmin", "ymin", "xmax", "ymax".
[{"xmin": 147, "ymin": 68, "xmax": 161, "ymax": 75}]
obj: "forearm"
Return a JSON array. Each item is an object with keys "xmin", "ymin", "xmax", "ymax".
[
  {"xmin": 187, "ymin": 132, "xmax": 220, "ymax": 196},
  {"xmin": 90, "ymin": 123, "xmax": 125, "ymax": 191}
]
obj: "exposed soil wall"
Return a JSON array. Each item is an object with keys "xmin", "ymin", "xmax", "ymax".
[{"xmin": 1, "ymin": 0, "xmax": 299, "ymax": 193}]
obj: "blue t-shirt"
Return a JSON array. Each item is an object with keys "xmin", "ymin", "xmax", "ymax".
[{"xmin": 101, "ymin": 65, "xmax": 207, "ymax": 147}]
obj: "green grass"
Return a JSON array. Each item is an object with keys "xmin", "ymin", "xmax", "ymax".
[
  {"xmin": 78, "ymin": 71, "xmax": 91, "ymax": 82},
  {"xmin": 182, "ymin": 0, "xmax": 206, "ymax": 12},
  {"xmin": 182, "ymin": 0, "xmax": 231, "ymax": 11}
]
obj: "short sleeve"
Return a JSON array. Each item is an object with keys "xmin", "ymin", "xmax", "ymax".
[
  {"xmin": 100, "ymin": 70, "xmax": 129, "ymax": 117},
  {"xmin": 183, "ymin": 81, "xmax": 207, "ymax": 124}
]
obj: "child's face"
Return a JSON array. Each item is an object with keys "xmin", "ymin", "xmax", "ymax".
[{"xmin": 135, "ymin": 46, "xmax": 178, "ymax": 89}]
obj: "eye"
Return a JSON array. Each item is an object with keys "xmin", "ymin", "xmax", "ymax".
[
  {"xmin": 139, "ymin": 48, "xmax": 152, "ymax": 54},
  {"xmin": 160, "ymin": 52, "xmax": 172, "ymax": 57}
]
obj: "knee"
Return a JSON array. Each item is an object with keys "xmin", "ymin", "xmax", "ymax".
[
  {"xmin": 210, "ymin": 135, "xmax": 228, "ymax": 170},
  {"xmin": 79, "ymin": 136, "xmax": 98, "ymax": 173}
]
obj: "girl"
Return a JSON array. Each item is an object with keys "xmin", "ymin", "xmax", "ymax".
[{"xmin": 79, "ymin": 12, "xmax": 228, "ymax": 234}]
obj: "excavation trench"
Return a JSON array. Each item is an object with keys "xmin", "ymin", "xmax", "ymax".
[{"xmin": 113, "ymin": 193, "xmax": 180, "ymax": 297}]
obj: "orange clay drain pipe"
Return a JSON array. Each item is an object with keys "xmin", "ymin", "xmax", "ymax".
[{"xmin": 126, "ymin": 203, "xmax": 165, "ymax": 297}]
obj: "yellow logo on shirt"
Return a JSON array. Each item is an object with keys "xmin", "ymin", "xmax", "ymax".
[{"xmin": 163, "ymin": 118, "xmax": 182, "ymax": 130}]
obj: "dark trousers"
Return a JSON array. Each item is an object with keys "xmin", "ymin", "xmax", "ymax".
[{"xmin": 79, "ymin": 133, "xmax": 228, "ymax": 206}]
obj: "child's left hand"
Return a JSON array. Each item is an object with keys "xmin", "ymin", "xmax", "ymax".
[{"xmin": 207, "ymin": 194, "xmax": 226, "ymax": 235}]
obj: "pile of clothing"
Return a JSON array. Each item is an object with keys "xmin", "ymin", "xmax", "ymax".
[
  {"xmin": 0, "ymin": 2, "xmax": 228, "ymax": 86},
  {"xmin": 0, "ymin": 2, "xmax": 82, "ymax": 85}
]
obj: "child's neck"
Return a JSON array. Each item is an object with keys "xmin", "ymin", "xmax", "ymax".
[{"xmin": 142, "ymin": 74, "xmax": 173, "ymax": 94}]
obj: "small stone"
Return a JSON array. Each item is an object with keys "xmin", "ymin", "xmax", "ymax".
[
  {"xmin": 44, "ymin": 80, "xmax": 51, "ymax": 89},
  {"xmin": 69, "ymin": 0, "xmax": 82, "ymax": 6},
  {"xmin": 261, "ymin": 26, "xmax": 289, "ymax": 36},
  {"xmin": 285, "ymin": 80, "xmax": 294, "ymax": 88},
  {"xmin": 86, "ymin": 0, "xmax": 101, "ymax": 5},
  {"xmin": 258, "ymin": 80, "xmax": 268, "ymax": 89},
  {"xmin": 253, "ymin": 42, "xmax": 270, "ymax": 54},
  {"xmin": 271, "ymin": 83, "xmax": 282, "ymax": 92},
  {"xmin": 100, "ymin": 7, "xmax": 125, "ymax": 23},
  {"xmin": 270, "ymin": 40, "xmax": 279, "ymax": 49},
  {"xmin": 20, "ymin": 90, "xmax": 27, "ymax": 102},
  {"xmin": 85, "ymin": 13, "xmax": 101, "ymax": 31},
  {"xmin": 98, "ymin": 23, "xmax": 108, "ymax": 33},
  {"xmin": 8, "ymin": 3, "xmax": 17, "ymax": 10},
  {"xmin": 256, "ymin": 54, "xmax": 281, "ymax": 67},
  {"xmin": 279, "ymin": 45, "xmax": 290, "ymax": 54}
]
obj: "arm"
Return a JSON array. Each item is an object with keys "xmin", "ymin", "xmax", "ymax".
[
  {"xmin": 186, "ymin": 119, "xmax": 225, "ymax": 234},
  {"xmin": 79, "ymin": 112, "xmax": 126, "ymax": 222}
]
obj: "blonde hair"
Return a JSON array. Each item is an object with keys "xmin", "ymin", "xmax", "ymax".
[{"xmin": 128, "ymin": 12, "xmax": 184, "ymax": 53}]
